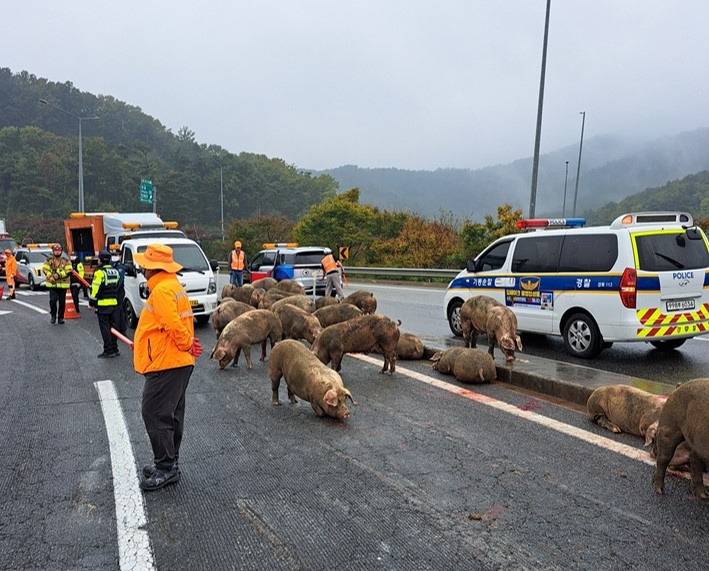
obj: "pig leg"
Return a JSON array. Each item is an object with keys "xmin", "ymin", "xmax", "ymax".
[
  {"xmin": 232, "ymin": 346, "xmax": 242, "ymax": 367},
  {"xmin": 487, "ymin": 335, "xmax": 496, "ymax": 359},
  {"xmin": 688, "ymin": 451, "xmax": 708, "ymax": 499},
  {"xmin": 260, "ymin": 339, "xmax": 267, "ymax": 361},
  {"xmin": 270, "ymin": 371, "xmax": 282, "ymax": 405},
  {"xmin": 469, "ymin": 330, "xmax": 477, "ymax": 349},
  {"xmin": 381, "ymin": 351, "xmax": 396, "ymax": 375},
  {"xmin": 244, "ymin": 345, "xmax": 253, "ymax": 369},
  {"xmin": 311, "ymin": 402, "xmax": 325, "ymax": 417},
  {"xmin": 653, "ymin": 427, "xmax": 684, "ymax": 495},
  {"xmin": 593, "ymin": 415, "xmax": 622, "ymax": 434},
  {"xmin": 331, "ymin": 350, "xmax": 344, "ymax": 372},
  {"xmin": 287, "ymin": 387, "xmax": 298, "ymax": 404}
]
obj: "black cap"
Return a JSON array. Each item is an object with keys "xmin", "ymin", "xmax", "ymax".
[{"xmin": 99, "ymin": 250, "xmax": 111, "ymax": 264}]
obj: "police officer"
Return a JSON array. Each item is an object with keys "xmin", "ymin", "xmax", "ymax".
[
  {"xmin": 90, "ymin": 250, "xmax": 123, "ymax": 358},
  {"xmin": 70, "ymin": 255, "xmax": 85, "ymax": 314}
]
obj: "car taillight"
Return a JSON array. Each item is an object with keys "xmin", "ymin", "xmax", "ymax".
[{"xmin": 619, "ymin": 267, "xmax": 637, "ymax": 309}]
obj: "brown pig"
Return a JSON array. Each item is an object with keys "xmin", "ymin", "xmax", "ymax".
[
  {"xmin": 268, "ymin": 340, "xmax": 355, "ymax": 420},
  {"xmin": 274, "ymin": 279, "xmax": 305, "ymax": 295},
  {"xmin": 311, "ymin": 314, "xmax": 400, "ymax": 374},
  {"xmin": 315, "ymin": 296, "xmax": 339, "ymax": 310},
  {"xmin": 460, "ymin": 295, "xmax": 500, "ymax": 348},
  {"xmin": 274, "ymin": 303, "xmax": 323, "ymax": 344},
  {"xmin": 343, "ymin": 290, "xmax": 377, "ymax": 314},
  {"xmin": 250, "ymin": 287, "xmax": 266, "ymax": 308},
  {"xmin": 485, "ymin": 305, "xmax": 523, "ymax": 362},
  {"xmin": 258, "ymin": 288, "xmax": 294, "ymax": 309},
  {"xmin": 453, "ymin": 349, "xmax": 496, "ymax": 384},
  {"xmin": 431, "ymin": 347, "xmax": 468, "ymax": 374},
  {"xmin": 653, "ymin": 378, "xmax": 709, "ymax": 498},
  {"xmin": 313, "ymin": 303, "xmax": 362, "ymax": 328},
  {"xmin": 222, "ymin": 284, "xmax": 254, "ymax": 304},
  {"xmin": 210, "ymin": 309, "xmax": 283, "ymax": 369},
  {"xmin": 270, "ymin": 294, "xmax": 316, "ymax": 314},
  {"xmin": 377, "ymin": 332, "xmax": 437, "ymax": 360},
  {"xmin": 251, "ymin": 277, "xmax": 277, "ymax": 290},
  {"xmin": 210, "ymin": 299, "xmax": 255, "ymax": 337},
  {"xmin": 586, "ymin": 385, "xmax": 664, "ymax": 437}
]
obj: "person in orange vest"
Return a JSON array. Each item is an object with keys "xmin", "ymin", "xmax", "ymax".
[
  {"xmin": 4, "ymin": 249, "xmax": 16, "ymax": 300},
  {"xmin": 321, "ymin": 251, "xmax": 345, "ymax": 300},
  {"xmin": 229, "ymin": 240, "xmax": 247, "ymax": 286},
  {"xmin": 133, "ymin": 244, "xmax": 203, "ymax": 491}
]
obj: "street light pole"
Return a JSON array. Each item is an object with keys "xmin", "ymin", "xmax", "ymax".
[
  {"xmin": 528, "ymin": 0, "xmax": 552, "ymax": 218},
  {"xmin": 39, "ymin": 99, "xmax": 98, "ymax": 212},
  {"xmin": 220, "ymin": 166, "xmax": 225, "ymax": 242},
  {"xmin": 562, "ymin": 160, "xmax": 569, "ymax": 216},
  {"xmin": 572, "ymin": 111, "xmax": 586, "ymax": 217}
]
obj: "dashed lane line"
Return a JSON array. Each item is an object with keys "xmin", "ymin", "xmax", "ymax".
[
  {"xmin": 94, "ymin": 380, "xmax": 156, "ymax": 571},
  {"xmin": 11, "ymin": 298, "xmax": 49, "ymax": 314}
]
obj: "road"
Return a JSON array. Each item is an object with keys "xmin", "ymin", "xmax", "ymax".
[{"xmin": 1, "ymin": 285, "xmax": 709, "ymax": 569}]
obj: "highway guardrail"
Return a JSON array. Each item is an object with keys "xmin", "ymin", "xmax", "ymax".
[{"xmin": 217, "ymin": 263, "xmax": 459, "ymax": 280}]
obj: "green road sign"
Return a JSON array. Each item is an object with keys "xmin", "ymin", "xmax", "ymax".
[{"xmin": 139, "ymin": 179, "xmax": 153, "ymax": 203}]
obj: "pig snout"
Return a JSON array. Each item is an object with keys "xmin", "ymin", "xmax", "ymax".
[{"xmin": 337, "ymin": 405, "xmax": 351, "ymax": 420}]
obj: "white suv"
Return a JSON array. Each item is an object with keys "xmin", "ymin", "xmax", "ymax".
[{"xmin": 443, "ymin": 212, "xmax": 709, "ymax": 358}]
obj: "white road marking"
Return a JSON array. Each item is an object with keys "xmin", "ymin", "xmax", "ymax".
[
  {"xmin": 94, "ymin": 380, "xmax": 156, "ymax": 571},
  {"xmin": 691, "ymin": 336, "xmax": 709, "ymax": 343},
  {"xmin": 11, "ymin": 299, "xmax": 49, "ymax": 314},
  {"xmin": 0, "ymin": 309, "xmax": 12, "ymax": 316},
  {"xmin": 15, "ymin": 290, "xmax": 47, "ymax": 296}
]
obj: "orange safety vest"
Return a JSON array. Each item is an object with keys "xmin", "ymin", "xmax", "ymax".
[
  {"xmin": 322, "ymin": 254, "xmax": 338, "ymax": 274},
  {"xmin": 230, "ymin": 250, "xmax": 245, "ymax": 271},
  {"xmin": 5, "ymin": 255, "xmax": 16, "ymax": 285},
  {"xmin": 133, "ymin": 272, "xmax": 195, "ymax": 374}
]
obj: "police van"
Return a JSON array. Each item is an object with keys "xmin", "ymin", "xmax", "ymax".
[{"xmin": 443, "ymin": 212, "xmax": 709, "ymax": 358}]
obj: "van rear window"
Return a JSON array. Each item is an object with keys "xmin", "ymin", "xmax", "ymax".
[{"xmin": 635, "ymin": 232, "xmax": 709, "ymax": 272}]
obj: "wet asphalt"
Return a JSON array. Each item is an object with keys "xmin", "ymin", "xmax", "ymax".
[{"xmin": 1, "ymin": 287, "xmax": 708, "ymax": 569}]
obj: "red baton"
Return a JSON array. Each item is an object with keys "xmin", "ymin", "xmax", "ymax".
[
  {"xmin": 72, "ymin": 270, "xmax": 91, "ymax": 289},
  {"xmin": 111, "ymin": 328, "xmax": 134, "ymax": 350}
]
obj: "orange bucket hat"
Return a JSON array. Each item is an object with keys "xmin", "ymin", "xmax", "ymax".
[{"xmin": 134, "ymin": 243, "xmax": 182, "ymax": 273}]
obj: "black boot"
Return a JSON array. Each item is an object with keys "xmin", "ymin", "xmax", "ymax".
[
  {"xmin": 142, "ymin": 462, "xmax": 179, "ymax": 479},
  {"xmin": 140, "ymin": 467, "xmax": 180, "ymax": 491}
]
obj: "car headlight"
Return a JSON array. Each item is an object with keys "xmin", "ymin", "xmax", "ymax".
[
  {"xmin": 139, "ymin": 282, "xmax": 150, "ymax": 299},
  {"xmin": 208, "ymin": 277, "xmax": 216, "ymax": 294}
]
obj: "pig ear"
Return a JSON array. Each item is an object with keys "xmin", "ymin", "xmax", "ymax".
[
  {"xmin": 210, "ymin": 345, "xmax": 219, "ymax": 359},
  {"xmin": 343, "ymin": 389, "xmax": 358, "ymax": 406},
  {"xmin": 324, "ymin": 389, "xmax": 338, "ymax": 407},
  {"xmin": 515, "ymin": 336, "xmax": 523, "ymax": 351},
  {"xmin": 644, "ymin": 421, "xmax": 659, "ymax": 447}
]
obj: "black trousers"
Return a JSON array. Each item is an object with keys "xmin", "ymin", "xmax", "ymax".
[
  {"xmin": 70, "ymin": 285, "xmax": 81, "ymax": 314},
  {"xmin": 97, "ymin": 306, "xmax": 122, "ymax": 353},
  {"xmin": 48, "ymin": 288, "xmax": 66, "ymax": 320},
  {"xmin": 142, "ymin": 366, "xmax": 194, "ymax": 471}
]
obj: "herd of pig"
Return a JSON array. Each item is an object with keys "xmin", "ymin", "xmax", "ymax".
[{"xmin": 210, "ymin": 283, "xmax": 709, "ymax": 499}]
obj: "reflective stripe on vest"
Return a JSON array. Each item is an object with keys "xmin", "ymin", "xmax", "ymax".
[
  {"xmin": 231, "ymin": 250, "xmax": 245, "ymax": 270},
  {"xmin": 322, "ymin": 254, "xmax": 338, "ymax": 274}
]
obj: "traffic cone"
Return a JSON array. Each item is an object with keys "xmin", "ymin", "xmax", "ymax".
[{"xmin": 64, "ymin": 289, "xmax": 80, "ymax": 319}]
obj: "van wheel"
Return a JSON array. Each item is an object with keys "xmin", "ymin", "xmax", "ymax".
[
  {"xmin": 124, "ymin": 299, "xmax": 138, "ymax": 330},
  {"xmin": 563, "ymin": 313, "xmax": 602, "ymax": 359},
  {"xmin": 447, "ymin": 299, "xmax": 463, "ymax": 337},
  {"xmin": 650, "ymin": 339, "xmax": 687, "ymax": 351}
]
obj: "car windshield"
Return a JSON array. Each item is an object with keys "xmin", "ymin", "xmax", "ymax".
[
  {"xmin": 29, "ymin": 251, "xmax": 50, "ymax": 263},
  {"xmin": 0, "ymin": 238, "xmax": 17, "ymax": 251},
  {"xmin": 137, "ymin": 243, "xmax": 209, "ymax": 272},
  {"xmin": 635, "ymin": 231, "xmax": 709, "ymax": 271}
]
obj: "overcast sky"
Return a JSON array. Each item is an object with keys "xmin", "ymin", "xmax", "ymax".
[{"xmin": 2, "ymin": 1, "xmax": 708, "ymax": 170}]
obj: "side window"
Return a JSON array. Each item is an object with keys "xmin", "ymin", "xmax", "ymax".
[
  {"xmin": 558, "ymin": 235, "xmax": 618, "ymax": 272},
  {"xmin": 250, "ymin": 253, "xmax": 265, "ymax": 270},
  {"xmin": 122, "ymin": 248, "xmax": 133, "ymax": 264},
  {"xmin": 476, "ymin": 241, "xmax": 511, "ymax": 272},
  {"xmin": 511, "ymin": 236, "xmax": 563, "ymax": 273},
  {"xmin": 262, "ymin": 253, "xmax": 276, "ymax": 266}
]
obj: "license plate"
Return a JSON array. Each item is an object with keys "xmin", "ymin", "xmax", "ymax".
[
  {"xmin": 190, "ymin": 299, "xmax": 199, "ymax": 307},
  {"xmin": 666, "ymin": 299, "xmax": 695, "ymax": 312}
]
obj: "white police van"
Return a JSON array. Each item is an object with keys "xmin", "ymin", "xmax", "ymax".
[{"xmin": 444, "ymin": 212, "xmax": 709, "ymax": 358}]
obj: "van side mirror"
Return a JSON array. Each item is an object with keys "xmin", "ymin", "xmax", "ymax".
[
  {"xmin": 686, "ymin": 227, "xmax": 702, "ymax": 241},
  {"xmin": 124, "ymin": 261, "xmax": 137, "ymax": 277},
  {"xmin": 466, "ymin": 259, "xmax": 477, "ymax": 273},
  {"xmin": 19, "ymin": 259, "xmax": 27, "ymax": 265},
  {"xmin": 210, "ymin": 260, "xmax": 220, "ymax": 272}
]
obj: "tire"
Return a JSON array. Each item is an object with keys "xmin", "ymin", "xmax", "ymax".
[
  {"xmin": 447, "ymin": 299, "xmax": 464, "ymax": 337},
  {"xmin": 195, "ymin": 315, "xmax": 210, "ymax": 327},
  {"xmin": 28, "ymin": 274, "xmax": 37, "ymax": 291},
  {"xmin": 650, "ymin": 339, "xmax": 687, "ymax": 351},
  {"xmin": 563, "ymin": 312, "xmax": 602, "ymax": 359},
  {"xmin": 124, "ymin": 299, "xmax": 139, "ymax": 330}
]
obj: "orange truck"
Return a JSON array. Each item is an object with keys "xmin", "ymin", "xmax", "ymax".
[{"xmin": 63, "ymin": 212, "xmax": 184, "ymax": 279}]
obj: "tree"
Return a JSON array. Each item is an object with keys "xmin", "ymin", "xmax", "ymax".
[{"xmin": 459, "ymin": 204, "xmax": 522, "ymax": 260}]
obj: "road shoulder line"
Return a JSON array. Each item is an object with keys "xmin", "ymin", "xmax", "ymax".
[
  {"xmin": 94, "ymin": 380, "xmax": 156, "ymax": 571},
  {"xmin": 11, "ymin": 298, "xmax": 49, "ymax": 314}
]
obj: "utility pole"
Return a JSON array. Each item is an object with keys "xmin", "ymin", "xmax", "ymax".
[
  {"xmin": 562, "ymin": 160, "xmax": 569, "ymax": 216},
  {"xmin": 220, "ymin": 166, "xmax": 225, "ymax": 242},
  {"xmin": 528, "ymin": 0, "xmax": 552, "ymax": 218},
  {"xmin": 153, "ymin": 185, "xmax": 157, "ymax": 214},
  {"xmin": 572, "ymin": 111, "xmax": 586, "ymax": 216}
]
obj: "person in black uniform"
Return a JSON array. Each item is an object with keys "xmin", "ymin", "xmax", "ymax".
[{"xmin": 89, "ymin": 250, "xmax": 123, "ymax": 358}]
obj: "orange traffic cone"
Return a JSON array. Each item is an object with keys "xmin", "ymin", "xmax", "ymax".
[{"xmin": 64, "ymin": 289, "xmax": 80, "ymax": 319}]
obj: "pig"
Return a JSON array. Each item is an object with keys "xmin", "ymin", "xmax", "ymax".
[
  {"xmin": 313, "ymin": 303, "xmax": 363, "ymax": 328},
  {"xmin": 311, "ymin": 314, "xmax": 400, "ymax": 374},
  {"xmin": 485, "ymin": 305, "xmax": 523, "ymax": 362},
  {"xmin": 653, "ymin": 378, "xmax": 709, "ymax": 497},
  {"xmin": 270, "ymin": 294, "xmax": 316, "ymax": 314},
  {"xmin": 251, "ymin": 277, "xmax": 277, "ymax": 291},
  {"xmin": 460, "ymin": 295, "xmax": 500, "ymax": 348},
  {"xmin": 377, "ymin": 332, "xmax": 437, "ymax": 360},
  {"xmin": 274, "ymin": 279, "xmax": 305, "ymax": 295},
  {"xmin": 268, "ymin": 340, "xmax": 355, "ymax": 420},
  {"xmin": 273, "ymin": 303, "xmax": 323, "ymax": 344},
  {"xmin": 222, "ymin": 284, "xmax": 254, "ymax": 304},
  {"xmin": 210, "ymin": 309, "xmax": 283, "ymax": 369},
  {"xmin": 258, "ymin": 288, "xmax": 294, "ymax": 309},
  {"xmin": 315, "ymin": 296, "xmax": 339, "ymax": 310},
  {"xmin": 343, "ymin": 290, "xmax": 377, "ymax": 314},
  {"xmin": 453, "ymin": 349, "xmax": 497, "ymax": 384},
  {"xmin": 431, "ymin": 347, "xmax": 468, "ymax": 374},
  {"xmin": 210, "ymin": 299, "xmax": 255, "ymax": 337},
  {"xmin": 586, "ymin": 385, "xmax": 664, "ymax": 437},
  {"xmin": 250, "ymin": 287, "xmax": 266, "ymax": 308}
]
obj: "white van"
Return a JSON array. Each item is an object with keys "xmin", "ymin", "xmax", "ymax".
[
  {"xmin": 120, "ymin": 237, "xmax": 219, "ymax": 328},
  {"xmin": 443, "ymin": 212, "xmax": 709, "ymax": 358}
]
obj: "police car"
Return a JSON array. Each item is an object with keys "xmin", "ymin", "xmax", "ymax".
[
  {"xmin": 444, "ymin": 212, "xmax": 709, "ymax": 358},
  {"xmin": 13, "ymin": 244, "xmax": 66, "ymax": 290},
  {"xmin": 246, "ymin": 243, "xmax": 331, "ymax": 294}
]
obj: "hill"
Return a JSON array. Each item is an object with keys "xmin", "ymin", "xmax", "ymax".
[
  {"xmin": 587, "ymin": 171, "xmax": 709, "ymax": 225},
  {"xmin": 322, "ymin": 129, "xmax": 709, "ymax": 220},
  {"xmin": 0, "ymin": 68, "xmax": 337, "ymax": 227}
]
